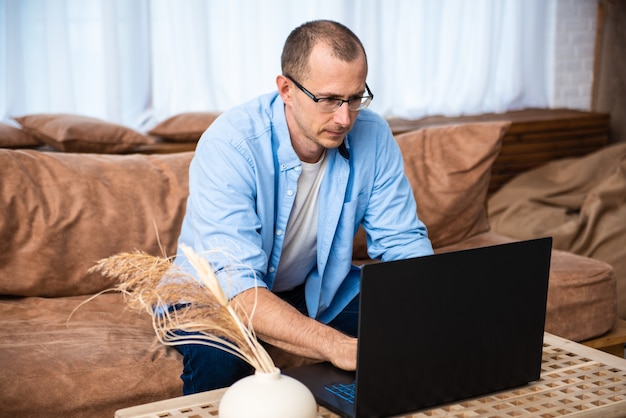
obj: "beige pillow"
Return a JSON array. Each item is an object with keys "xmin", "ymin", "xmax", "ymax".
[
  {"xmin": 0, "ymin": 122, "xmax": 40, "ymax": 148},
  {"xmin": 397, "ymin": 121, "xmax": 510, "ymax": 248},
  {"xmin": 14, "ymin": 114, "xmax": 153, "ymax": 153},
  {"xmin": 0, "ymin": 149, "xmax": 193, "ymax": 297},
  {"xmin": 148, "ymin": 112, "xmax": 221, "ymax": 142}
]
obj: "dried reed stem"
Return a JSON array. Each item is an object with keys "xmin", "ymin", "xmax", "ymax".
[{"xmin": 86, "ymin": 244, "xmax": 275, "ymax": 373}]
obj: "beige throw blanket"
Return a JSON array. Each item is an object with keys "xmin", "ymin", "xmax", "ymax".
[{"xmin": 488, "ymin": 143, "xmax": 626, "ymax": 319}]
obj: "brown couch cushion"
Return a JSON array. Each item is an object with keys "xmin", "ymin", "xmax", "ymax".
[
  {"xmin": 0, "ymin": 293, "xmax": 182, "ymax": 417},
  {"xmin": 0, "ymin": 149, "xmax": 193, "ymax": 297},
  {"xmin": 397, "ymin": 121, "xmax": 510, "ymax": 248},
  {"xmin": 14, "ymin": 114, "xmax": 153, "ymax": 153},
  {"xmin": 148, "ymin": 112, "xmax": 221, "ymax": 142},
  {"xmin": 0, "ymin": 122, "xmax": 40, "ymax": 148},
  {"xmin": 436, "ymin": 231, "xmax": 617, "ymax": 342}
]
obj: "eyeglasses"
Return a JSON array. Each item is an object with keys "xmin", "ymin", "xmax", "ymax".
[{"xmin": 285, "ymin": 74, "xmax": 374, "ymax": 113}]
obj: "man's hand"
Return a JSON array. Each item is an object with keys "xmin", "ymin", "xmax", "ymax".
[
  {"xmin": 233, "ymin": 287, "xmax": 357, "ymax": 370},
  {"xmin": 328, "ymin": 334, "xmax": 358, "ymax": 371}
]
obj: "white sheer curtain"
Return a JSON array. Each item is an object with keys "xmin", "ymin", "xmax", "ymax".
[
  {"xmin": 0, "ymin": 0, "xmax": 553, "ymax": 130},
  {"xmin": 1, "ymin": 0, "xmax": 151, "ymax": 127}
]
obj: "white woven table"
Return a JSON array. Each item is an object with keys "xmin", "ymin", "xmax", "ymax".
[{"xmin": 115, "ymin": 333, "xmax": 626, "ymax": 418}]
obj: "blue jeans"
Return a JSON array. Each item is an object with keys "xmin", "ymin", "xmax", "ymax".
[{"xmin": 173, "ymin": 286, "xmax": 359, "ymax": 394}]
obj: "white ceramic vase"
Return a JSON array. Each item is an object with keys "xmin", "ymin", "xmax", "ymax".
[{"xmin": 219, "ymin": 367, "xmax": 318, "ymax": 418}]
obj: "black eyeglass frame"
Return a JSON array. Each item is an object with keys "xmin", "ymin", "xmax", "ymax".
[{"xmin": 285, "ymin": 74, "xmax": 374, "ymax": 112}]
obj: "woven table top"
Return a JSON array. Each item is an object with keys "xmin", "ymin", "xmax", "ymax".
[{"xmin": 116, "ymin": 333, "xmax": 626, "ymax": 418}]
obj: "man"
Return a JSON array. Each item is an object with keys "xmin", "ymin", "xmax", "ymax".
[{"xmin": 171, "ymin": 19, "xmax": 433, "ymax": 393}]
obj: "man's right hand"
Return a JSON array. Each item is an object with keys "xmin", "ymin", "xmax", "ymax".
[{"xmin": 233, "ymin": 287, "xmax": 358, "ymax": 370}]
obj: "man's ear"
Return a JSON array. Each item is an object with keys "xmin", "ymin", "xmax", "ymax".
[{"xmin": 276, "ymin": 75, "xmax": 292, "ymax": 103}]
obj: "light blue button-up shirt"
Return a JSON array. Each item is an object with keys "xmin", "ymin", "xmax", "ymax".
[{"xmin": 173, "ymin": 92, "xmax": 433, "ymax": 323}]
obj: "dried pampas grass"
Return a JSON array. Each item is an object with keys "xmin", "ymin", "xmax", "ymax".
[{"xmin": 83, "ymin": 244, "xmax": 275, "ymax": 374}]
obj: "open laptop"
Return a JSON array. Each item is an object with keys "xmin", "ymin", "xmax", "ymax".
[{"xmin": 285, "ymin": 237, "xmax": 552, "ymax": 418}]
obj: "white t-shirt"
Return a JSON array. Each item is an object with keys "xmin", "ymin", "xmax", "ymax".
[{"xmin": 273, "ymin": 151, "xmax": 327, "ymax": 292}]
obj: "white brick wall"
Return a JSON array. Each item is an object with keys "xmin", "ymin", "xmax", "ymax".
[{"xmin": 550, "ymin": 0, "xmax": 598, "ymax": 110}]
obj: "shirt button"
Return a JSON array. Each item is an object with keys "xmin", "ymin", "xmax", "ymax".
[
  {"xmin": 287, "ymin": 189, "xmax": 294, "ymax": 196},
  {"xmin": 281, "ymin": 164, "xmax": 287, "ymax": 169},
  {"xmin": 268, "ymin": 267, "xmax": 275, "ymax": 273},
  {"xmin": 276, "ymin": 229, "xmax": 283, "ymax": 236}
]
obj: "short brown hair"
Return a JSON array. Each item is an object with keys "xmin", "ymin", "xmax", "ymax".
[{"xmin": 281, "ymin": 20, "xmax": 367, "ymax": 80}]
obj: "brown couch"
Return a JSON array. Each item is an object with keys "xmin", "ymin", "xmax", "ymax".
[{"xmin": 0, "ymin": 119, "xmax": 617, "ymax": 417}]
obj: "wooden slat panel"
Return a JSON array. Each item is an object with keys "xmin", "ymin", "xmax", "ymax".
[{"xmin": 495, "ymin": 136, "xmax": 608, "ymax": 160}]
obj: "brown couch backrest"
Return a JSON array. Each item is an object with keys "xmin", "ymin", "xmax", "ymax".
[
  {"xmin": 1, "ymin": 120, "xmax": 509, "ymax": 296},
  {"xmin": 0, "ymin": 150, "xmax": 192, "ymax": 297}
]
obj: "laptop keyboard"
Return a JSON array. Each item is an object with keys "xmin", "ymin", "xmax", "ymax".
[{"xmin": 324, "ymin": 381, "xmax": 356, "ymax": 403}]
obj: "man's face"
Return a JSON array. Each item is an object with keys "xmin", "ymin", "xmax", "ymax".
[{"xmin": 279, "ymin": 43, "xmax": 368, "ymax": 163}]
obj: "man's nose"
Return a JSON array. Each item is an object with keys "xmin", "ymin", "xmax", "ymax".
[{"xmin": 333, "ymin": 103, "xmax": 352, "ymax": 126}]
